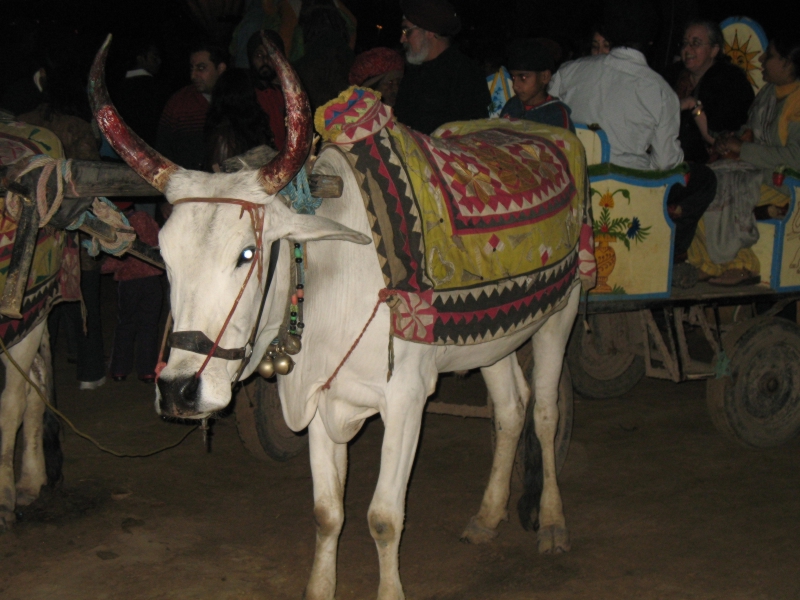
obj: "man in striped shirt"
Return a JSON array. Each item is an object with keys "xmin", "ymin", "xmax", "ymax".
[{"xmin": 156, "ymin": 44, "xmax": 228, "ymax": 171}]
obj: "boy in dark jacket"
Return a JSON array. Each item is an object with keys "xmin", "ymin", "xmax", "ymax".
[{"xmin": 501, "ymin": 39, "xmax": 574, "ymax": 133}]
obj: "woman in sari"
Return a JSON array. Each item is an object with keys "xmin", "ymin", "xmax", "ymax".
[{"xmin": 687, "ymin": 32, "xmax": 800, "ymax": 285}]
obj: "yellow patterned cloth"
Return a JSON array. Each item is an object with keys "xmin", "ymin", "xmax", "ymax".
[
  {"xmin": 407, "ymin": 118, "xmax": 589, "ymax": 289},
  {"xmin": 316, "ymin": 87, "xmax": 593, "ymax": 344}
]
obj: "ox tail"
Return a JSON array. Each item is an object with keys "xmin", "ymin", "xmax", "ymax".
[
  {"xmin": 36, "ymin": 330, "xmax": 63, "ymax": 488},
  {"xmin": 517, "ymin": 402, "xmax": 543, "ymax": 532},
  {"xmin": 43, "ymin": 408, "xmax": 63, "ymax": 487}
]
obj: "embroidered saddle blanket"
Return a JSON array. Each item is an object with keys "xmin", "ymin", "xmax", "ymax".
[
  {"xmin": 316, "ymin": 87, "xmax": 595, "ymax": 345},
  {"xmin": 1, "ymin": 121, "xmax": 77, "ymax": 348}
]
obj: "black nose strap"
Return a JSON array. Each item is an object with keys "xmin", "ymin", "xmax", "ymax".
[{"xmin": 168, "ymin": 331, "xmax": 250, "ymax": 360}]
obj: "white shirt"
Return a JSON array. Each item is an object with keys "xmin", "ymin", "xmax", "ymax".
[
  {"xmin": 125, "ymin": 68, "xmax": 153, "ymax": 78},
  {"xmin": 549, "ymin": 48, "xmax": 683, "ymax": 170}
]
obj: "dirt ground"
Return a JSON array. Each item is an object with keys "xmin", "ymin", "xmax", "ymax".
[{"xmin": 1, "ymin": 278, "xmax": 799, "ymax": 600}]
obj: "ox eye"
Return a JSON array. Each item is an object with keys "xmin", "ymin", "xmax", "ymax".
[{"xmin": 237, "ymin": 246, "xmax": 257, "ymax": 268}]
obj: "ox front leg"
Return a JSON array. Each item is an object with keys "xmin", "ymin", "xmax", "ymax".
[
  {"xmin": 369, "ymin": 379, "xmax": 428, "ymax": 600},
  {"xmin": 15, "ymin": 352, "xmax": 49, "ymax": 506},
  {"xmin": 530, "ymin": 287, "xmax": 580, "ymax": 554},
  {"xmin": 0, "ymin": 321, "xmax": 45, "ymax": 530},
  {"xmin": 305, "ymin": 414, "xmax": 348, "ymax": 600},
  {"xmin": 462, "ymin": 355, "xmax": 529, "ymax": 543}
]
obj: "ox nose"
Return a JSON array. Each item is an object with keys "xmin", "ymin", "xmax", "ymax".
[{"xmin": 157, "ymin": 374, "xmax": 201, "ymax": 417}]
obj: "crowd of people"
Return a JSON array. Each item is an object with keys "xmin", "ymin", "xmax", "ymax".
[{"xmin": 1, "ymin": 0, "xmax": 799, "ymax": 388}]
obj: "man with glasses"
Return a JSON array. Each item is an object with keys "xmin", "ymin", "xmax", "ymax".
[{"xmin": 393, "ymin": 0, "xmax": 489, "ymax": 134}]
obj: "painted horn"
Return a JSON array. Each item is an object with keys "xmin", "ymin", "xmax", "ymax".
[
  {"xmin": 258, "ymin": 32, "xmax": 313, "ymax": 195},
  {"xmin": 88, "ymin": 35, "xmax": 179, "ymax": 193}
]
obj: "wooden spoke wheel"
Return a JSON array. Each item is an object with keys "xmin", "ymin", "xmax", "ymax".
[
  {"xmin": 566, "ymin": 314, "xmax": 645, "ymax": 399},
  {"xmin": 235, "ymin": 377, "xmax": 307, "ymax": 461},
  {"xmin": 707, "ymin": 317, "xmax": 800, "ymax": 448}
]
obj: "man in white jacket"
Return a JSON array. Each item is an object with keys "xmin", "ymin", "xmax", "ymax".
[{"xmin": 549, "ymin": 0, "xmax": 717, "ymax": 285}]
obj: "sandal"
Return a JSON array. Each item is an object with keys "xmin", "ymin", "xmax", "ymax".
[
  {"xmin": 708, "ymin": 268, "xmax": 760, "ymax": 287},
  {"xmin": 697, "ymin": 270, "xmax": 713, "ymax": 282}
]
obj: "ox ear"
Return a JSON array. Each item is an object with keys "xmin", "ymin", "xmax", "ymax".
[{"xmin": 276, "ymin": 212, "xmax": 372, "ymax": 245}]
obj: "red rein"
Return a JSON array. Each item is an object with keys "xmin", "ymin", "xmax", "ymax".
[{"xmin": 172, "ymin": 198, "xmax": 265, "ymax": 378}]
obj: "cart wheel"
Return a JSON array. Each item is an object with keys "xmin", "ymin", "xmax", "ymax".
[
  {"xmin": 516, "ymin": 341, "xmax": 573, "ymax": 473},
  {"xmin": 235, "ymin": 377, "xmax": 307, "ymax": 461},
  {"xmin": 567, "ymin": 314, "xmax": 645, "ymax": 399},
  {"xmin": 707, "ymin": 317, "xmax": 800, "ymax": 448}
]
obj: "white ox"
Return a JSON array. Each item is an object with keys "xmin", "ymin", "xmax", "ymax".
[{"xmin": 91, "ymin": 36, "xmax": 583, "ymax": 599}]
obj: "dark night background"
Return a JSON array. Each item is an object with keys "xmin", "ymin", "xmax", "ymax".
[{"xmin": 0, "ymin": 0, "xmax": 787, "ymax": 102}]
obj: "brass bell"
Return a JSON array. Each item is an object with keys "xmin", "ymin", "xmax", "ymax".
[
  {"xmin": 273, "ymin": 353, "xmax": 295, "ymax": 375},
  {"xmin": 257, "ymin": 355, "xmax": 276, "ymax": 378},
  {"xmin": 283, "ymin": 334, "xmax": 302, "ymax": 355}
]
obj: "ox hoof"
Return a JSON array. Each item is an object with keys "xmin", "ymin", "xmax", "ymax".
[
  {"xmin": 537, "ymin": 525, "xmax": 570, "ymax": 554},
  {"xmin": 460, "ymin": 516, "xmax": 499, "ymax": 544},
  {"xmin": 0, "ymin": 506, "xmax": 16, "ymax": 532},
  {"xmin": 15, "ymin": 487, "xmax": 39, "ymax": 507}
]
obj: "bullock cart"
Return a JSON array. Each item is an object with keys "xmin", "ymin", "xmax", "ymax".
[{"xmin": 571, "ymin": 124, "xmax": 800, "ymax": 449}]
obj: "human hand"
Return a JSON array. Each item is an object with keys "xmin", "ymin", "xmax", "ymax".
[
  {"xmin": 713, "ymin": 135, "xmax": 743, "ymax": 159},
  {"xmin": 680, "ymin": 97, "xmax": 697, "ymax": 111}
]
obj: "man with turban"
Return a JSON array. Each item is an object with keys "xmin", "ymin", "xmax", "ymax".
[
  {"xmin": 349, "ymin": 47, "xmax": 405, "ymax": 106},
  {"xmin": 393, "ymin": 0, "xmax": 489, "ymax": 134}
]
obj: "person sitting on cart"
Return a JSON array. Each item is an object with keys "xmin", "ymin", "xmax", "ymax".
[
  {"xmin": 667, "ymin": 19, "xmax": 754, "ymax": 165},
  {"xmin": 547, "ymin": 0, "xmax": 717, "ymax": 289},
  {"xmin": 500, "ymin": 38, "xmax": 575, "ymax": 132},
  {"xmin": 685, "ymin": 31, "xmax": 800, "ymax": 286}
]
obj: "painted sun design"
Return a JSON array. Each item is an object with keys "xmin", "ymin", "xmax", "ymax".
[{"xmin": 724, "ymin": 30, "xmax": 761, "ymax": 88}]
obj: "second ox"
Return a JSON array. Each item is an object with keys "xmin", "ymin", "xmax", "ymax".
[{"xmin": 90, "ymin": 34, "xmax": 594, "ymax": 600}]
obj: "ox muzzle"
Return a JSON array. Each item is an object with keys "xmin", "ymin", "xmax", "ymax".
[{"xmin": 156, "ymin": 373, "xmax": 203, "ymax": 417}]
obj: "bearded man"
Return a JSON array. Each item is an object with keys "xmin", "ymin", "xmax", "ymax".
[
  {"xmin": 247, "ymin": 29, "xmax": 287, "ymax": 150},
  {"xmin": 393, "ymin": 0, "xmax": 489, "ymax": 135}
]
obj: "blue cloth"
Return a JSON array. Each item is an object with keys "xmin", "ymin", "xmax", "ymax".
[
  {"xmin": 487, "ymin": 67, "xmax": 513, "ymax": 118},
  {"xmin": 500, "ymin": 96, "xmax": 575, "ymax": 133}
]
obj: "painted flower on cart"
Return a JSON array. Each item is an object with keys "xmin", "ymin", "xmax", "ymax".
[
  {"xmin": 591, "ymin": 188, "xmax": 651, "ymax": 249},
  {"xmin": 598, "ymin": 191, "xmax": 615, "ymax": 208}
]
